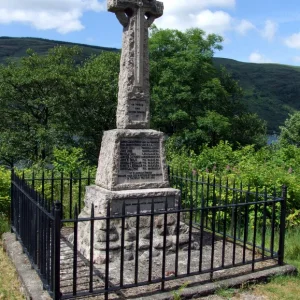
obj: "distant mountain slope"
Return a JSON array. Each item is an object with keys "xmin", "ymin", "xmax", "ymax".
[
  {"xmin": 213, "ymin": 57, "xmax": 300, "ymax": 133},
  {"xmin": 0, "ymin": 36, "xmax": 117, "ymax": 63},
  {"xmin": 0, "ymin": 37, "xmax": 299, "ymax": 133}
]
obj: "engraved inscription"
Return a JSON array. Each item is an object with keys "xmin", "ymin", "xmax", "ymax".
[
  {"xmin": 118, "ymin": 137, "xmax": 163, "ymax": 184},
  {"xmin": 128, "ymin": 99, "xmax": 146, "ymax": 122},
  {"xmin": 111, "ymin": 197, "xmax": 177, "ymax": 216}
]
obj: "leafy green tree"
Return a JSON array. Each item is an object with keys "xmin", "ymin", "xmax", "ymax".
[
  {"xmin": 64, "ymin": 51, "xmax": 120, "ymax": 161},
  {"xmin": 0, "ymin": 46, "xmax": 80, "ymax": 165},
  {"xmin": 0, "ymin": 47, "xmax": 120, "ymax": 166},
  {"xmin": 280, "ymin": 111, "xmax": 300, "ymax": 146},
  {"xmin": 149, "ymin": 26, "xmax": 264, "ymax": 150},
  {"xmin": 230, "ymin": 113, "xmax": 267, "ymax": 148}
]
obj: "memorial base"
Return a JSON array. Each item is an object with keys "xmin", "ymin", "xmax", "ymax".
[{"xmin": 75, "ymin": 185, "xmax": 197, "ymax": 265}]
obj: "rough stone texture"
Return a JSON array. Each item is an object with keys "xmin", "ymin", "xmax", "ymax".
[
  {"xmin": 80, "ymin": 185, "xmax": 180, "ymax": 216},
  {"xmin": 77, "ymin": 185, "xmax": 181, "ymax": 263},
  {"xmin": 107, "ymin": 0, "xmax": 164, "ymax": 129},
  {"xmin": 95, "ymin": 129, "xmax": 170, "ymax": 191}
]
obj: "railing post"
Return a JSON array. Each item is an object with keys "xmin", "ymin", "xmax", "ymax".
[
  {"xmin": 10, "ymin": 168, "xmax": 14, "ymax": 233},
  {"xmin": 278, "ymin": 185, "xmax": 287, "ymax": 266},
  {"xmin": 53, "ymin": 202, "xmax": 61, "ymax": 300}
]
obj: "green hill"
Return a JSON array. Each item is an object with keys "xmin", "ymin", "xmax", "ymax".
[
  {"xmin": 0, "ymin": 36, "xmax": 117, "ymax": 63},
  {"xmin": 213, "ymin": 57, "xmax": 300, "ymax": 133},
  {"xmin": 0, "ymin": 37, "xmax": 299, "ymax": 133}
]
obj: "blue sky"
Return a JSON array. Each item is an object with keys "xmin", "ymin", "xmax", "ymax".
[{"xmin": 1, "ymin": 0, "xmax": 300, "ymax": 65}]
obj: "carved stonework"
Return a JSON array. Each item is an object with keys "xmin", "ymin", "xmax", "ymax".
[{"xmin": 107, "ymin": 0, "xmax": 164, "ymax": 129}]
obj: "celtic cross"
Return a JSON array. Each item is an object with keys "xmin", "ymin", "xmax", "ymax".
[{"xmin": 108, "ymin": 0, "xmax": 164, "ymax": 129}]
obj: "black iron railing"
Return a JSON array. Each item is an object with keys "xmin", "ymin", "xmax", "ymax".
[{"xmin": 10, "ymin": 169, "xmax": 287, "ymax": 299}]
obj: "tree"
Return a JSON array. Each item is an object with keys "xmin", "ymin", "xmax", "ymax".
[
  {"xmin": 148, "ymin": 26, "xmax": 264, "ymax": 151},
  {"xmin": 64, "ymin": 51, "xmax": 120, "ymax": 162},
  {"xmin": 230, "ymin": 113, "xmax": 267, "ymax": 148},
  {"xmin": 279, "ymin": 111, "xmax": 300, "ymax": 146},
  {"xmin": 0, "ymin": 46, "xmax": 80, "ymax": 165},
  {"xmin": 0, "ymin": 47, "xmax": 120, "ymax": 166}
]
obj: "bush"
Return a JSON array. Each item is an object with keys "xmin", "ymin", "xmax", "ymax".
[{"xmin": 167, "ymin": 141, "xmax": 300, "ymax": 228}]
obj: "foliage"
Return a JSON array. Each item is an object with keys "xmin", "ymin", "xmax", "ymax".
[
  {"xmin": 64, "ymin": 51, "xmax": 120, "ymax": 162},
  {"xmin": 0, "ymin": 37, "xmax": 299, "ymax": 136},
  {"xmin": 0, "ymin": 47, "xmax": 120, "ymax": 166},
  {"xmin": 279, "ymin": 111, "xmax": 300, "ymax": 146},
  {"xmin": 214, "ymin": 57, "xmax": 300, "ymax": 134},
  {"xmin": 53, "ymin": 147, "xmax": 87, "ymax": 174},
  {"xmin": 0, "ymin": 46, "xmax": 81, "ymax": 165},
  {"xmin": 172, "ymin": 282, "xmax": 189, "ymax": 300},
  {"xmin": 0, "ymin": 167, "xmax": 10, "ymax": 216},
  {"xmin": 167, "ymin": 141, "xmax": 300, "ymax": 227},
  {"xmin": 149, "ymin": 27, "xmax": 266, "ymax": 151},
  {"xmin": 0, "ymin": 167, "xmax": 11, "ymax": 236}
]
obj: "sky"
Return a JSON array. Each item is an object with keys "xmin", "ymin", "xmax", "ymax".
[{"xmin": 0, "ymin": 0, "xmax": 300, "ymax": 66}]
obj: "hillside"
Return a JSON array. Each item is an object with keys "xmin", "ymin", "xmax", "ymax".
[
  {"xmin": 0, "ymin": 36, "xmax": 117, "ymax": 63},
  {"xmin": 214, "ymin": 58, "xmax": 300, "ymax": 133},
  {"xmin": 0, "ymin": 37, "xmax": 299, "ymax": 133}
]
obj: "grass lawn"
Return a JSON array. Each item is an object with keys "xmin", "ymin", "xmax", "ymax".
[
  {"xmin": 215, "ymin": 228, "xmax": 300, "ymax": 299},
  {"xmin": 0, "ymin": 239, "xmax": 24, "ymax": 299}
]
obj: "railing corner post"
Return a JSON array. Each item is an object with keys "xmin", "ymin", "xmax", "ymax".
[
  {"xmin": 278, "ymin": 185, "xmax": 287, "ymax": 266},
  {"xmin": 53, "ymin": 202, "xmax": 62, "ymax": 299}
]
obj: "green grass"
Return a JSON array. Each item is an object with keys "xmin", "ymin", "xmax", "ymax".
[
  {"xmin": 0, "ymin": 215, "xmax": 9, "ymax": 238},
  {"xmin": 214, "ymin": 227, "xmax": 300, "ymax": 299},
  {"xmin": 0, "ymin": 239, "xmax": 24, "ymax": 299}
]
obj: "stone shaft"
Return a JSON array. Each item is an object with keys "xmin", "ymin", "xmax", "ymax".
[{"xmin": 107, "ymin": 0, "xmax": 163, "ymax": 129}]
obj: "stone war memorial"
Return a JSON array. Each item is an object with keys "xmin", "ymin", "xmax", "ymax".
[
  {"xmin": 76, "ymin": 0, "xmax": 185, "ymax": 264},
  {"xmin": 7, "ymin": 0, "xmax": 293, "ymax": 298}
]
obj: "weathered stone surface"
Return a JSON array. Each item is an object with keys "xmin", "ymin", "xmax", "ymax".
[
  {"xmin": 94, "ymin": 242, "xmax": 121, "ymax": 251},
  {"xmin": 125, "ymin": 242, "xmax": 134, "ymax": 250},
  {"xmin": 124, "ymin": 251, "xmax": 134, "ymax": 261},
  {"xmin": 157, "ymin": 227, "xmax": 169, "ymax": 236},
  {"xmin": 140, "ymin": 249, "xmax": 160, "ymax": 260},
  {"xmin": 107, "ymin": 0, "xmax": 163, "ymax": 129},
  {"xmin": 172, "ymin": 234, "xmax": 194, "ymax": 245},
  {"xmin": 153, "ymin": 237, "xmax": 172, "ymax": 249},
  {"xmin": 95, "ymin": 129, "xmax": 171, "ymax": 191},
  {"xmin": 80, "ymin": 185, "xmax": 180, "ymax": 217},
  {"xmin": 94, "ymin": 255, "xmax": 108, "ymax": 265},
  {"xmin": 96, "ymin": 230, "xmax": 119, "ymax": 242},
  {"xmin": 125, "ymin": 229, "xmax": 136, "ymax": 242},
  {"xmin": 138, "ymin": 239, "xmax": 150, "ymax": 250}
]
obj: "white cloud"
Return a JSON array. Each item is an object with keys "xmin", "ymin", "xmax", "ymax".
[
  {"xmin": 156, "ymin": 0, "xmax": 235, "ymax": 33},
  {"xmin": 162, "ymin": 0, "xmax": 236, "ymax": 14},
  {"xmin": 285, "ymin": 33, "xmax": 300, "ymax": 49},
  {"xmin": 249, "ymin": 51, "xmax": 272, "ymax": 63},
  {"xmin": 261, "ymin": 20, "xmax": 277, "ymax": 41},
  {"xmin": 236, "ymin": 19, "xmax": 255, "ymax": 35},
  {"xmin": 191, "ymin": 10, "xmax": 232, "ymax": 35},
  {"xmin": 0, "ymin": 0, "xmax": 105, "ymax": 34}
]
